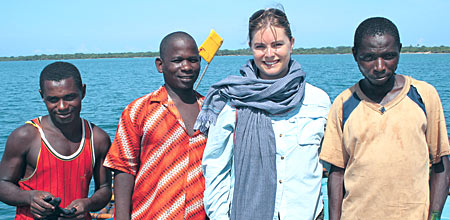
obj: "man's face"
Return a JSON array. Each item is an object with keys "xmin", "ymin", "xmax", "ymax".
[
  {"xmin": 353, "ymin": 34, "xmax": 401, "ymax": 87},
  {"xmin": 40, "ymin": 77, "xmax": 85, "ymax": 125},
  {"xmin": 156, "ymin": 38, "xmax": 201, "ymax": 91}
]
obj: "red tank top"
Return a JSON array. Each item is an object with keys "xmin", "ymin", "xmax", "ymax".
[{"xmin": 16, "ymin": 117, "xmax": 94, "ymax": 220}]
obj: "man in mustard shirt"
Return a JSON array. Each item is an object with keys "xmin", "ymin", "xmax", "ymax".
[{"xmin": 320, "ymin": 17, "xmax": 450, "ymax": 220}]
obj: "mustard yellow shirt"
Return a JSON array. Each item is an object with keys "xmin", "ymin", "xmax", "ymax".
[{"xmin": 320, "ymin": 75, "xmax": 450, "ymax": 220}]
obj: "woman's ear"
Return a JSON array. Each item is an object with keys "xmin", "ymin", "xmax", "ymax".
[{"xmin": 290, "ymin": 37, "xmax": 295, "ymax": 52}]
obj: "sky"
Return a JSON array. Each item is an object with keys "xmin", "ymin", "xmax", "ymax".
[{"xmin": 1, "ymin": 0, "xmax": 449, "ymax": 57}]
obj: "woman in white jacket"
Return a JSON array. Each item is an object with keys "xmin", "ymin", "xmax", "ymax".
[{"xmin": 195, "ymin": 7, "xmax": 330, "ymax": 220}]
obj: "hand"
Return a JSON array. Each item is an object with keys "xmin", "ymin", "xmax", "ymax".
[
  {"xmin": 28, "ymin": 191, "xmax": 56, "ymax": 219},
  {"xmin": 59, "ymin": 198, "xmax": 91, "ymax": 219}
]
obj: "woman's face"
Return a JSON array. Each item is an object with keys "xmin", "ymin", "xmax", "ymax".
[{"xmin": 250, "ymin": 26, "xmax": 294, "ymax": 80}]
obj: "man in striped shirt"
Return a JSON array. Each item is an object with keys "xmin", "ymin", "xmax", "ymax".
[{"xmin": 104, "ymin": 31, "xmax": 207, "ymax": 220}]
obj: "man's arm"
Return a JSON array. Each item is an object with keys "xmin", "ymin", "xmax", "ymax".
[
  {"xmin": 101, "ymin": 104, "xmax": 143, "ymax": 220},
  {"xmin": 64, "ymin": 126, "xmax": 112, "ymax": 218},
  {"xmin": 429, "ymin": 156, "xmax": 450, "ymax": 220},
  {"xmin": 0, "ymin": 125, "xmax": 56, "ymax": 219},
  {"xmin": 328, "ymin": 164, "xmax": 345, "ymax": 220},
  {"xmin": 113, "ymin": 170, "xmax": 135, "ymax": 220}
]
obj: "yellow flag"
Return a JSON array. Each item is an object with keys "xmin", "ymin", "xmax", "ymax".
[{"xmin": 199, "ymin": 29, "xmax": 223, "ymax": 63}]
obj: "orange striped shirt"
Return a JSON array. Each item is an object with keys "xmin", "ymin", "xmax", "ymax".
[{"xmin": 104, "ymin": 86, "xmax": 207, "ymax": 220}]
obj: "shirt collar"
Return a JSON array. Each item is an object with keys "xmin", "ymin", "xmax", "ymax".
[
  {"xmin": 150, "ymin": 85, "xmax": 205, "ymax": 135},
  {"xmin": 149, "ymin": 85, "xmax": 204, "ymax": 104}
]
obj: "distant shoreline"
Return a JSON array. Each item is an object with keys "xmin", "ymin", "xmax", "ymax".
[{"xmin": 1, "ymin": 45, "xmax": 449, "ymax": 62}]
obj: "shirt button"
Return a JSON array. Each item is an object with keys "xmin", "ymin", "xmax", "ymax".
[
  {"xmin": 281, "ymin": 156, "xmax": 285, "ymax": 160},
  {"xmin": 279, "ymin": 180, "xmax": 283, "ymax": 184}
]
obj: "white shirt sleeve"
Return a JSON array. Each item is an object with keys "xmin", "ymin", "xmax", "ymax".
[{"xmin": 202, "ymin": 104, "xmax": 236, "ymax": 220}]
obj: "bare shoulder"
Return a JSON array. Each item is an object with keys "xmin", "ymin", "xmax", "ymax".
[
  {"xmin": 0, "ymin": 123, "xmax": 40, "ymax": 184},
  {"xmin": 90, "ymin": 123, "xmax": 111, "ymax": 156},
  {"xmin": 5, "ymin": 123, "xmax": 40, "ymax": 155}
]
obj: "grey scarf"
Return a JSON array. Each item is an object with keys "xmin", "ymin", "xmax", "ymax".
[{"xmin": 195, "ymin": 59, "xmax": 306, "ymax": 219}]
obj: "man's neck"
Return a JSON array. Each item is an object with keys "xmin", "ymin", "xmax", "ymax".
[
  {"xmin": 164, "ymin": 85, "xmax": 200, "ymax": 136},
  {"xmin": 360, "ymin": 74, "xmax": 405, "ymax": 105},
  {"xmin": 165, "ymin": 85, "xmax": 197, "ymax": 104},
  {"xmin": 47, "ymin": 116, "xmax": 83, "ymax": 142}
]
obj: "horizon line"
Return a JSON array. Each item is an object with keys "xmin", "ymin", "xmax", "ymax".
[{"xmin": 2, "ymin": 44, "xmax": 450, "ymax": 58}]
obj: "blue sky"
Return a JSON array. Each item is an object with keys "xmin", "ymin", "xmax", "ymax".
[{"xmin": 1, "ymin": 0, "xmax": 449, "ymax": 57}]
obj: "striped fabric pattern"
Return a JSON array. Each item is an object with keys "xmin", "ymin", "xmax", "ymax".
[
  {"xmin": 104, "ymin": 86, "xmax": 207, "ymax": 220},
  {"xmin": 16, "ymin": 118, "xmax": 94, "ymax": 220}
]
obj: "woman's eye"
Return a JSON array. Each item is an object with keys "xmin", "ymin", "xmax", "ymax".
[
  {"xmin": 275, "ymin": 43, "xmax": 283, "ymax": 47},
  {"xmin": 254, "ymin": 45, "xmax": 265, "ymax": 49}
]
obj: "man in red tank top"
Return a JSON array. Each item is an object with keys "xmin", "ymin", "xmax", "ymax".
[{"xmin": 0, "ymin": 62, "xmax": 112, "ymax": 219}]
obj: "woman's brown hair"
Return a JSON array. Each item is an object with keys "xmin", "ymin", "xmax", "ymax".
[{"xmin": 248, "ymin": 8, "xmax": 292, "ymax": 45}]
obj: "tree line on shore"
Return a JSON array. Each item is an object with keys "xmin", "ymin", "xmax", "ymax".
[{"xmin": 1, "ymin": 45, "xmax": 449, "ymax": 61}]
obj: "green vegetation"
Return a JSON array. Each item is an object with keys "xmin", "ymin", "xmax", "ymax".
[
  {"xmin": 1, "ymin": 45, "xmax": 450, "ymax": 61},
  {"xmin": 292, "ymin": 45, "xmax": 450, "ymax": 54},
  {"xmin": 0, "ymin": 52, "xmax": 159, "ymax": 61}
]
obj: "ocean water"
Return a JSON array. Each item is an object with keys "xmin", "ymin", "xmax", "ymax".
[{"xmin": 0, "ymin": 54, "xmax": 449, "ymax": 219}]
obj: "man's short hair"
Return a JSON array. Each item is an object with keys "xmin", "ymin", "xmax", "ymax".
[
  {"xmin": 40, "ymin": 62, "xmax": 83, "ymax": 92},
  {"xmin": 354, "ymin": 17, "xmax": 401, "ymax": 52},
  {"xmin": 159, "ymin": 31, "xmax": 196, "ymax": 60}
]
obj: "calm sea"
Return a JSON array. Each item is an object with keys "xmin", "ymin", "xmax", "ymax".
[{"xmin": 0, "ymin": 54, "xmax": 449, "ymax": 219}]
